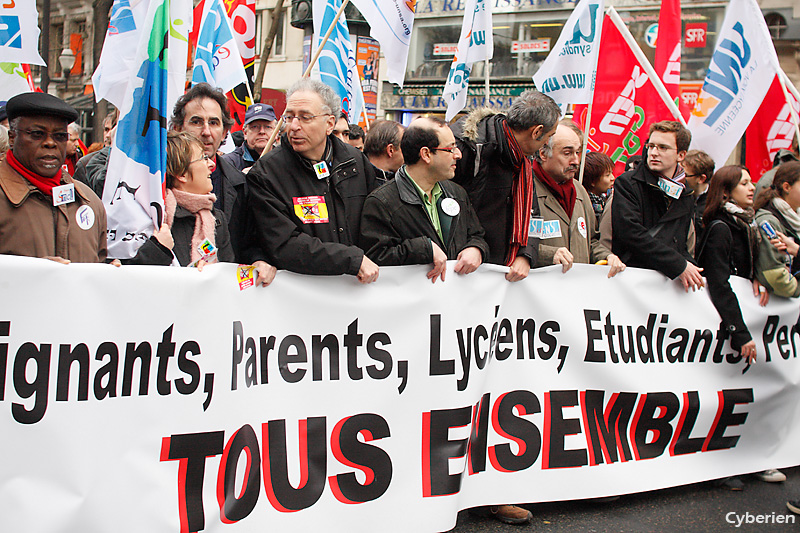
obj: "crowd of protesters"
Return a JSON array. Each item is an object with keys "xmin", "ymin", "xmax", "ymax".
[{"xmin": 1, "ymin": 83, "xmax": 800, "ymax": 523}]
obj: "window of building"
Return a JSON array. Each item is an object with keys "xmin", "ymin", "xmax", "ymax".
[{"xmin": 256, "ymin": 6, "xmax": 287, "ymax": 59}]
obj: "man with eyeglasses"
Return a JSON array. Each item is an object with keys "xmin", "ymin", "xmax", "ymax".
[
  {"xmin": 222, "ymin": 103, "xmax": 277, "ymax": 171},
  {"xmin": 452, "ymin": 90, "xmax": 561, "ymax": 285},
  {"xmin": 247, "ymin": 78, "xmax": 380, "ymax": 282},
  {"xmin": 171, "ymin": 83, "xmax": 249, "ymax": 262},
  {"xmin": 0, "ymin": 92, "xmax": 106, "ymax": 262},
  {"xmin": 611, "ymin": 120, "xmax": 702, "ymax": 291},
  {"xmin": 360, "ymin": 117, "xmax": 487, "ymax": 281},
  {"xmin": 532, "ymin": 120, "xmax": 625, "ymax": 276}
]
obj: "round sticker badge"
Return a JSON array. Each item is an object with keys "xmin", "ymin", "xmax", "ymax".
[
  {"xmin": 76, "ymin": 205, "xmax": 95, "ymax": 230},
  {"xmin": 577, "ymin": 216, "xmax": 587, "ymax": 238},
  {"xmin": 441, "ymin": 198, "xmax": 460, "ymax": 216}
]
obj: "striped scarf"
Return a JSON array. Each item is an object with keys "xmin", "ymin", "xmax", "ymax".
[{"xmin": 502, "ymin": 120, "xmax": 534, "ymax": 266}]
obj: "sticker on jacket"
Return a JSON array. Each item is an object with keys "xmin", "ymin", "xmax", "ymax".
[
  {"xmin": 293, "ymin": 196, "xmax": 329, "ymax": 224},
  {"xmin": 529, "ymin": 218, "xmax": 561, "ymax": 239},
  {"xmin": 657, "ymin": 177, "xmax": 684, "ymax": 199},
  {"xmin": 75, "ymin": 205, "xmax": 95, "ymax": 230},
  {"xmin": 577, "ymin": 216, "xmax": 587, "ymax": 239}
]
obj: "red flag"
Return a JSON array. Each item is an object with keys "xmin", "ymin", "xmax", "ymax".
[
  {"xmin": 20, "ymin": 64, "xmax": 38, "ymax": 92},
  {"xmin": 654, "ymin": 0, "xmax": 691, "ymax": 121},
  {"xmin": 745, "ymin": 75, "xmax": 800, "ymax": 180},
  {"xmin": 574, "ymin": 11, "xmax": 681, "ymax": 175}
]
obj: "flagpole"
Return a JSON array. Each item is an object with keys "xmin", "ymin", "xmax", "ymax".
[
  {"xmin": 261, "ymin": 0, "xmax": 351, "ymax": 156},
  {"xmin": 484, "ymin": 58, "xmax": 490, "ymax": 104},
  {"xmin": 577, "ymin": 8, "xmax": 605, "ymax": 186},
  {"xmin": 778, "ymin": 69, "xmax": 800, "ymax": 148},
  {"xmin": 356, "ymin": 70, "xmax": 370, "ymax": 131}
]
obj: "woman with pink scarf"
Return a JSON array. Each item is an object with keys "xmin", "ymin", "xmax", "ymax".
[{"xmin": 135, "ymin": 131, "xmax": 275, "ymax": 286}]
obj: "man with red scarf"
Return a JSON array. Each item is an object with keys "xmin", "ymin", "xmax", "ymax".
[
  {"xmin": 532, "ymin": 120, "xmax": 625, "ymax": 276},
  {"xmin": 452, "ymin": 90, "xmax": 560, "ymax": 283},
  {"xmin": 0, "ymin": 93, "xmax": 106, "ymax": 262}
]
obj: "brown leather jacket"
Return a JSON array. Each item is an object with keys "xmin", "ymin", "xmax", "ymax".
[{"xmin": 0, "ymin": 158, "xmax": 107, "ymax": 262}]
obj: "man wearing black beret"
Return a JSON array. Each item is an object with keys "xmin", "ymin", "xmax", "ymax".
[{"xmin": 0, "ymin": 92, "xmax": 107, "ymax": 262}]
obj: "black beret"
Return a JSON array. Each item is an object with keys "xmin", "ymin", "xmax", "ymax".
[
  {"xmin": 0, "ymin": 103, "xmax": 6, "ymax": 122},
  {"xmin": 6, "ymin": 92, "xmax": 78, "ymax": 123}
]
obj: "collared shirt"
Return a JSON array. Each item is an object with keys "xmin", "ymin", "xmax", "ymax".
[{"xmin": 410, "ymin": 178, "xmax": 444, "ymax": 242}]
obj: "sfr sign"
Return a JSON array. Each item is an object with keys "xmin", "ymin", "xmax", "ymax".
[{"xmin": 685, "ymin": 23, "xmax": 707, "ymax": 48}]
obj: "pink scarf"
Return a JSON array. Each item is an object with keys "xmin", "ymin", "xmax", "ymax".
[{"xmin": 165, "ymin": 189, "xmax": 217, "ymax": 264}]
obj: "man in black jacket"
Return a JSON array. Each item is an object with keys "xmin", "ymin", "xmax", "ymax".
[
  {"xmin": 247, "ymin": 78, "xmax": 380, "ymax": 283},
  {"xmin": 611, "ymin": 120, "xmax": 703, "ymax": 291},
  {"xmin": 452, "ymin": 90, "xmax": 561, "ymax": 282},
  {"xmin": 171, "ymin": 83, "xmax": 249, "ymax": 262},
  {"xmin": 360, "ymin": 117, "xmax": 487, "ymax": 282}
]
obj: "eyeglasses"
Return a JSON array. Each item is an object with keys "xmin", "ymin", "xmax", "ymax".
[
  {"xmin": 645, "ymin": 143, "xmax": 677, "ymax": 153},
  {"xmin": 429, "ymin": 146, "xmax": 460, "ymax": 154},
  {"xmin": 281, "ymin": 113, "xmax": 331, "ymax": 124},
  {"xmin": 247, "ymin": 123, "xmax": 275, "ymax": 132},
  {"xmin": 14, "ymin": 128, "xmax": 69, "ymax": 143},
  {"xmin": 684, "ymin": 173, "xmax": 702, "ymax": 178},
  {"xmin": 190, "ymin": 154, "xmax": 211, "ymax": 164}
]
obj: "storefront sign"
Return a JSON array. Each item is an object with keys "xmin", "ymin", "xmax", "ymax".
[
  {"xmin": 415, "ymin": 0, "xmax": 579, "ymax": 17},
  {"xmin": 512, "ymin": 39, "xmax": 551, "ymax": 53},
  {"xmin": 433, "ymin": 43, "xmax": 458, "ymax": 55},
  {"xmin": 384, "ymin": 84, "xmax": 533, "ymax": 112}
]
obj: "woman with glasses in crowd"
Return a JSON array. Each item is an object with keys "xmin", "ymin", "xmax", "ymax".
[{"xmin": 129, "ymin": 132, "xmax": 276, "ymax": 285}]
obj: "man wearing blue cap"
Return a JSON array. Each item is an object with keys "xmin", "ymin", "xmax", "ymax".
[
  {"xmin": 223, "ymin": 103, "xmax": 277, "ymax": 171},
  {"xmin": 0, "ymin": 92, "xmax": 106, "ymax": 262}
]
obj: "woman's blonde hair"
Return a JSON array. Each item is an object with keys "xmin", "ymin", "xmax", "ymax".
[{"xmin": 166, "ymin": 131, "xmax": 205, "ymax": 188}]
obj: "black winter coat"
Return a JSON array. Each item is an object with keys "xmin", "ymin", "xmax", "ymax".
[
  {"xmin": 611, "ymin": 159, "xmax": 695, "ymax": 279},
  {"xmin": 451, "ymin": 110, "xmax": 539, "ymax": 266},
  {"xmin": 213, "ymin": 155, "xmax": 249, "ymax": 263},
  {"xmin": 247, "ymin": 134, "xmax": 379, "ymax": 275},
  {"xmin": 360, "ymin": 167, "xmax": 488, "ymax": 265},
  {"xmin": 698, "ymin": 212, "xmax": 755, "ymax": 350},
  {"xmin": 124, "ymin": 206, "xmax": 234, "ymax": 267}
]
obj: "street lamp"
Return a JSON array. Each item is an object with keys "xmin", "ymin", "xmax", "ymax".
[{"xmin": 59, "ymin": 48, "xmax": 76, "ymax": 92}]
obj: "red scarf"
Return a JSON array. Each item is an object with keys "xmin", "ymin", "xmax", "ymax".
[
  {"xmin": 6, "ymin": 150, "xmax": 62, "ymax": 196},
  {"xmin": 502, "ymin": 120, "xmax": 534, "ymax": 266},
  {"xmin": 532, "ymin": 158, "xmax": 577, "ymax": 220}
]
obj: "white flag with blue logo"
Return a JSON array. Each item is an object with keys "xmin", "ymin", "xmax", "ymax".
[
  {"xmin": 312, "ymin": 0, "xmax": 357, "ymax": 120},
  {"xmin": 443, "ymin": 0, "xmax": 493, "ymax": 122},
  {"xmin": 532, "ymin": 0, "xmax": 604, "ymax": 106},
  {"xmin": 687, "ymin": 0, "xmax": 780, "ymax": 166},
  {"xmin": 103, "ymin": 0, "xmax": 192, "ymax": 259},
  {"xmin": 0, "ymin": 2, "xmax": 45, "ymax": 66},
  {"xmin": 349, "ymin": 0, "xmax": 415, "ymax": 88},
  {"xmin": 192, "ymin": 0, "xmax": 247, "ymax": 93},
  {"xmin": 92, "ymin": 0, "xmax": 152, "ymax": 108}
]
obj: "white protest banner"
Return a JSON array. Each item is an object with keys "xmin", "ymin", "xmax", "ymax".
[
  {"xmin": 687, "ymin": 0, "xmax": 780, "ymax": 165},
  {"xmin": 349, "ymin": 0, "xmax": 415, "ymax": 87},
  {"xmin": 1, "ymin": 256, "xmax": 799, "ymax": 532},
  {"xmin": 443, "ymin": 0, "xmax": 493, "ymax": 121},
  {"xmin": 92, "ymin": 0, "xmax": 153, "ymax": 108},
  {"xmin": 192, "ymin": 0, "xmax": 248, "ymax": 94},
  {"xmin": 0, "ymin": 2, "xmax": 45, "ymax": 66},
  {"xmin": 103, "ymin": 0, "xmax": 192, "ymax": 259},
  {"xmin": 532, "ymin": 0, "xmax": 604, "ymax": 106},
  {"xmin": 0, "ymin": 62, "xmax": 35, "ymax": 101}
]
